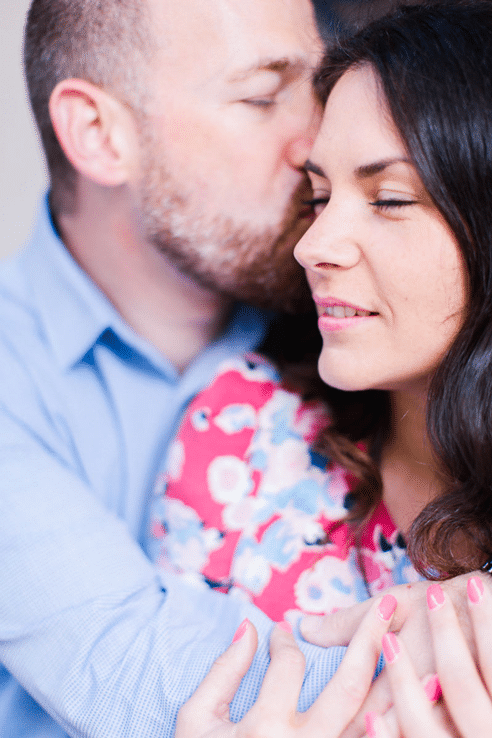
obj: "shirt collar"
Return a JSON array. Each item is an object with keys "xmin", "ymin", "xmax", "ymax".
[{"xmin": 20, "ymin": 195, "xmax": 269, "ymax": 375}]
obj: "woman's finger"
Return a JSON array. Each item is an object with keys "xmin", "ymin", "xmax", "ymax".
[
  {"xmin": 251, "ymin": 621, "xmax": 306, "ymax": 721},
  {"xmin": 300, "ymin": 599, "xmax": 373, "ymax": 647},
  {"xmin": 467, "ymin": 575, "xmax": 492, "ymax": 692},
  {"xmin": 368, "ymin": 673, "xmax": 443, "ymax": 738},
  {"xmin": 364, "ymin": 711, "xmax": 394, "ymax": 738},
  {"xmin": 379, "ymin": 631, "xmax": 451, "ymax": 738},
  {"xmin": 176, "ymin": 618, "xmax": 258, "ymax": 734},
  {"xmin": 427, "ymin": 583, "xmax": 492, "ymax": 738},
  {"xmin": 300, "ymin": 583, "xmax": 423, "ymax": 648},
  {"xmin": 305, "ymin": 593, "xmax": 397, "ymax": 734}
]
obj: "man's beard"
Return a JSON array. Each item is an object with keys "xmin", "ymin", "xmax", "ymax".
[{"xmin": 136, "ymin": 146, "xmax": 313, "ymax": 313}]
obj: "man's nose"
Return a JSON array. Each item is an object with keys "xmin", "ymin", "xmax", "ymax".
[{"xmin": 286, "ymin": 98, "xmax": 322, "ymax": 169}]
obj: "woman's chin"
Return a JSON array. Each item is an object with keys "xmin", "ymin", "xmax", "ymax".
[{"xmin": 318, "ymin": 361, "xmax": 375, "ymax": 394}]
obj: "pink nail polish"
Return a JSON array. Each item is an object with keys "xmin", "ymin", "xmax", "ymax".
[
  {"xmin": 423, "ymin": 673, "xmax": 442, "ymax": 702},
  {"xmin": 382, "ymin": 632, "xmax": 400, "ymax": 664},
  {"xmin": 232, "ymin": 619, "xmax": 249, "ymax": 643},
  {"xmin": 377, "ymin": 593, "xmax": 397, "ymax": 621},
  {"xmin": 427, "ymin": 583, "xmax": 445, "ymax": 611},
  {"xmin": 467, "ymin": 576, "xmax": 485, "ymax": 605},
  {"xmin": 277, "ymin": 620, "xmax": 293, "ymax": 633},
  {"xmin": 365, "ymin": 711, "xmax": 378, "ymax": 738}
]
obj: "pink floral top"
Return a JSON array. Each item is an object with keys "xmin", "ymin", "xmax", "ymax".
[{"xmin": 149, "ymin": 355, "xmax": 419, "ymax": 622}]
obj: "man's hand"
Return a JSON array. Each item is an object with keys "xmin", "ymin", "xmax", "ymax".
[
  {"xmin": 300, "ymin": 572, "xmax": 489, "ymax": 737},
  {"xmin": 175, "ymin": 594, "xmax": 397, "ymax": 738}
]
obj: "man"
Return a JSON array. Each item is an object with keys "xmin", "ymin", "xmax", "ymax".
[{"xmin": 0, "ymin": 0, "xmax": 347, "ymax": 735}]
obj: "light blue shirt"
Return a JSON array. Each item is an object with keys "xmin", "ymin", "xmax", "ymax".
[{"xmin": 0, "ymin": 197, "xmax": 347, "ymax": 737}]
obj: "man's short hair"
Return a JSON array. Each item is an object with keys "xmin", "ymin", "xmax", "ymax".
[{"xmin": 24, "ymin": 0, "xmax": 155, "ymax": 215}]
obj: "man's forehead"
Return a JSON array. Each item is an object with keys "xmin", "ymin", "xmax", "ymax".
[{"xmin": 150, "ymin": 0, "xmax": 321, "ymax": 61}]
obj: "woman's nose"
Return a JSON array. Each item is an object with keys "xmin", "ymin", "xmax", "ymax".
[{"xmin": 294, "ymin": 205, "xmax": 362, "ymax": 273}]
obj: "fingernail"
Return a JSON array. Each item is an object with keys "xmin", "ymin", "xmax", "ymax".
[
  {"xmin": 423, "ymin": 673, "xmax": 442, "ymax": 702},
  {"xmin": 277, "ymin": 620, "xmax": 293, "ymax": 633},
  {"xmin": 365, "ymin": 711, "xmax": 378, "ymax": 738},
  {"xmin": 427, "ymin": 583, "xmax": 445, "ymax": 611},
  {"xmin": 382, "ymin": 632, "xmax": 400, "ymax": 664},
  {"xmin": 377, "ymin": 593, "xmax": 397, "ymax": 621},
  {"xmin": 232, "ymin": 619, "xmax": 249, "ymax": 643},
  {"xmin": 467, "ymin": 576, "xmax": 485, "ymax": 605}
]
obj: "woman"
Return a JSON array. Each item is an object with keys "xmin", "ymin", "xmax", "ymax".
[
  {"xmin": 302, "ymin": 0, "xmax": 492, "ymax": 585},
  {"xmin": 301, "ymin": 5, "xmax": 492, "ymax": 733},
  {"xmin": 171, "ymin": 1, "xmax": 492, "ymax": 734},
  {"xmin": 150, "ymin": 0, "xmax": 492, "ymax": 622}
]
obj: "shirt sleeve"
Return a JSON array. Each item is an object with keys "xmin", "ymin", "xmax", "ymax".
[{"xmin": 0, "ymin": 406, "xmax": 347, "ymax": 737}]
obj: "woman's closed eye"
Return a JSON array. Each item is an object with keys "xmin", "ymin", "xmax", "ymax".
[
  {"xmin": 370, "ymin": 189, "xmax": 418, "ymax": 212},
  {"xmin": 371, "ymin": 198, "xmax": 417, "ymax": 210},
  {"xmin": 303, "ymin": 191, "xmax": 419, "ymax": 218},
  {"xmin": 303, "ymin": 195, "xmax": 330, "ymax": 216}
]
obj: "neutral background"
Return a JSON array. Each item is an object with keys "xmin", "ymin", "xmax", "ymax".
[{"xmin": 1, "ymin": 0, "xmax": 48, "ymax": 259}]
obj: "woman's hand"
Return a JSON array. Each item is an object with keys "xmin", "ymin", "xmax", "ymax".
[
  {"xmin": 366, "ymin": 577, "xmax": 492, "ymax": 738},
  {"xmin": 175, "ymin": 593, "xmax": 397, "ymax": 738},
  {"xmin": 299, "ymin": 573, "xmax": 491, "ymax": 737}
]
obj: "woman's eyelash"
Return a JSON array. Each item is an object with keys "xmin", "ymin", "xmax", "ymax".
[
  {"xmin": 303, "ymin": 197, "xmax": 330, "ymax": 208},
  {"xmin": 371, "ymin": 198, "xmax": 417, "ymax": 209},
  {"xmin": 302, "ymin": 197, "xmax": 417, "ymax": 214}
]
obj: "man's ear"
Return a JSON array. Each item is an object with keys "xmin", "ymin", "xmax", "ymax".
[{"xmin": 49, "ymin": 78, "xmax": 139, "ymax": 187}]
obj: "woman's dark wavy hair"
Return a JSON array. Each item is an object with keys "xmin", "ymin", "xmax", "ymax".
[{"xmin": 312, "ymin": 0, "xmax": 492, "ymax": 579}]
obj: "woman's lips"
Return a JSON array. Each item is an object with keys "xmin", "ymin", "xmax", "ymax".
[
  {"xmin": 323, "ymin": 304, "xmax": 372, "ymax": 318},
  {"xmin": 313, "ymin": 296, "xmax": 377, "ymax": 331}
]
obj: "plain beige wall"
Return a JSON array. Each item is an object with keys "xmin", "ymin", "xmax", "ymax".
[{"xmin": 0, "ymin": 0, "xmax": 48, "ymax": 259}]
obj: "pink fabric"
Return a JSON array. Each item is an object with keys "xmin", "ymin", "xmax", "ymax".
[{"xmin": 150, "ymin": 356, "xmax": 419, "ymax": 621}]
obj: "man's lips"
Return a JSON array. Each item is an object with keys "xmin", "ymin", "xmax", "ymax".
[{"xmin": 298, "ymin": 205, "xmax": 316, "ymax": 219}]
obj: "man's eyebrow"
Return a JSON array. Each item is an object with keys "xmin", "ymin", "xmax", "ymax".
[{"xmin": 230, "ymin": 57, "xmax": 311, "ymax": 83}]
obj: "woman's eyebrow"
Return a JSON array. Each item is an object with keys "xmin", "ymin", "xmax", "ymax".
[
  {"xmin": 304, "ymin": 159, "xmax": 326, "ymax": 177},
  {"xmin": 355, "ymin": 158, "xmax": 412, "ymax": 178},
  {"xmin": 304, "ymin": 157, "xmax": 412, "ymax": 180}
]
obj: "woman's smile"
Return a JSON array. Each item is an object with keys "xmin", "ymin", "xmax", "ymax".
[{"xmin": 313, "ymin": 294, "xmax": 376, "ymax": 331}]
